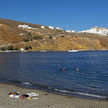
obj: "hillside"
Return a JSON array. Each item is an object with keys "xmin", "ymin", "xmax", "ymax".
[
  {"xmin": 79, "ymin": 26, "xmax": 108, "ymax": 36},
  {"xmin": 0, "ymin": 18, "xmax": 108, "ymax": 51}
]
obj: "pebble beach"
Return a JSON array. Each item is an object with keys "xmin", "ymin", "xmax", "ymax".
[{"xmin": 0, "ymin": 83, "xmax": 108, "ymax": 108}]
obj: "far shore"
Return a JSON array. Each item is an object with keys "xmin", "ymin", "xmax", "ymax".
[
  {"xmin": 0, "ymin": 83, "xmax": 108, "ymax": 108},
  {"xmin": 0, "ymin": 49, "xmax": 108, "ymax": 53}
]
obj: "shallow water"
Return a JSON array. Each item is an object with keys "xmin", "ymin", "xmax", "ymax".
[{"xmin": 0, "ymin": 51, "xmax": 108, "ymax": 99}]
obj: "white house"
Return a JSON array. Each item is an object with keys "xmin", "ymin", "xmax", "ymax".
[
  {"xmin": 20, "ymin": 33, "xmax": 24, "ymax": 36},
  {"xmin": 41, "ymin": 26, "xmax": 45, "ymax": 29},
  {"xmin": 66, "ymin": 30, "xmax": 75, "ymax": 33},
  {"xmin": 48, "ymin": 26, "xmax": 54, "ymax": 29},
  {"xmin": 18, "ymin": 24, "xmax": 37, "ymax": 30},
  {"xmin": 56, "ymin": 27, "xmax": 63, "ymax": 30}
]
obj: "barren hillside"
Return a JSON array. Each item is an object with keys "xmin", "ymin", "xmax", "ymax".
[{"xmin": 0, "ymin": 18, "xmax": 108, "ymax": 51}]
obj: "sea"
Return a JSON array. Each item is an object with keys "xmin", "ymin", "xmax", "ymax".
[{"xmin": 0, "ymin": 51, "xmax": 108, "ymax": 100}]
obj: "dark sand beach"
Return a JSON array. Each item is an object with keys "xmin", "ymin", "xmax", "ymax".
[{"xmin": 0, "ymin": 83, "xmax": 108, "ymax": 108}]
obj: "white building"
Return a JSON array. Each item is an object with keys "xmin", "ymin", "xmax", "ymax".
[
  {"xmin": 56, "ymin": 27, "xmax": 63, "ymax": 30},
  {"xmin": 20, "ymin": 33, "xmax": 24, "ymax": 36},
  {"xmin": 48, "ymin": 26, "xmax": 54, "ymax": 29},
  {"xmin": 41, "ymin": 26, "xmax": 45, "ymax": 29},
  {"xmin": 66, "ymin": 30, "xmax": 75, "ymax": 33},
  {"xmin": 18, "ymin": 24, "xmax": 37, "ymax": 30},
  {"xmin": 78, "ymin": 26, "xmax": 108, "ymax": 36},
  {"xmin": 20, "ymin": 48, "xmax": 25, "ymax": 52}
]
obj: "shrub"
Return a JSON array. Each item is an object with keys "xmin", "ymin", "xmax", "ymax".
[
  {"xmin": 61, "ymin": 35, "xmax": 65, "ymax": 37},
  {"xmin": 28, "ymin": 32, "xmax": 32, "ymax": 37},
  {"xmin": 23, "ymin": 39, "xmax": 29, "ymax": 42},
  {"xmin": 49, "ymin": 36, "xmax": 52, "ymax": 39},
  {"xmin": 7, "ymin": 45, "xmax": 13, "ymax": 50},
  {"xmin": 14, "ymin": 47, "xmax": 18, "ymax": 50},
  {"xmin": 0, "ymin": 47, "xmax": 6, "ymax": 51},
  {"xmin": 33, "ymin": 36, "xmax": 43, "ymax": 40},
  {"xmin": 25, "ymin": 46, "xmax": 29, "ymax": 50},
  {"xmin": 28, "ymin": 46, "xmax": 32, "ymax": 49},
  {"xmin": 30, "ymin": 39, "xmax": 33, "ymax": 41},
  {"xmin": 25, "ymin": 45, "xmax": 32, "ymax": 50}
]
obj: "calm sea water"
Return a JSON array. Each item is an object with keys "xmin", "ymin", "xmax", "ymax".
[{"xmin": 0, "ymin": 51, "xmax": 108, "ymax": 100}]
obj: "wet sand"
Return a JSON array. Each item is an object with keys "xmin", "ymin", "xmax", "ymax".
[{"xmin": 0, "ymin": 83, "xmax": 108, "ymax": 108}]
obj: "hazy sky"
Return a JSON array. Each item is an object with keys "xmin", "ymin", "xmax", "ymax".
[{"xmin": 0, "ymin": 0, "xmax": 108, "ymax": 31}]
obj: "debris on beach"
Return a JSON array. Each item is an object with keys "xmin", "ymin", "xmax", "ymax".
[{"xmin": 8, "ymin": 91, "xmax": 39, "ymax": 100}]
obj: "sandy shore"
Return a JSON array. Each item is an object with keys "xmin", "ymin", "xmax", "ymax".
[{"xmin": 0, "ymin": 83, "xmax": 108, "ymax": 108}]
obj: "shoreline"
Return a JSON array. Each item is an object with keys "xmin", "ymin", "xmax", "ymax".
[
  {"xmin": 0, "ymin": 49, "xmax": 108, "ymax": 53},
  {"xmin": 0, "ymin": 83, "xmax": 108, "ymax": 108}
]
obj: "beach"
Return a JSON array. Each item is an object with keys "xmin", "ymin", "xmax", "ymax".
[{"xmin": 0, "ymin": 83, "xmax": 108, "ymax": 108}]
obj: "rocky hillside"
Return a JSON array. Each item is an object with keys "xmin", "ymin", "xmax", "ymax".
[
  {"xmin": 0, "ymin": 18, "xmax": 108, "ymax": 51},
  {"xmin": 79, "ymin": 26, "xmax": 108, "ymax": 36}
]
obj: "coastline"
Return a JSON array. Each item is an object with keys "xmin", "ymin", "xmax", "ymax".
[
  {"xmin": 0, "ymin": 49, "xmax": 108, "ymax": 53},
  {"xmin": 0, "ymin": 83, "xmax": 108, "ymax": 108}
]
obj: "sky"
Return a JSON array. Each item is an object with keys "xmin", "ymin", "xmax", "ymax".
[{"xmin": 0, "ymin": 0, "xmax": 108, "ymax": 31}]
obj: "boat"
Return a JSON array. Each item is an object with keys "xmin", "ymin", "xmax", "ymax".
[{"xmin": 68, "ymin": 50, "xmax": 78, "ymax": 52}]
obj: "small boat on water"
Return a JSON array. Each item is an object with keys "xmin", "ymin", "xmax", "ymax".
[{"xmin": 68, "ymin": 50, "xmax": 78, "ymax": 52}]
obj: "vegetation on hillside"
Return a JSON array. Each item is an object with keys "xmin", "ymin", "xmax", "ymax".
[{"xmin": 0, "ymin": 18, "xmax": 108, "ymax": 51}]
